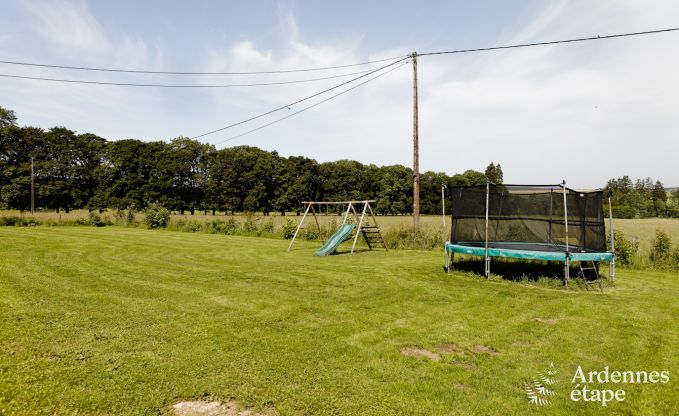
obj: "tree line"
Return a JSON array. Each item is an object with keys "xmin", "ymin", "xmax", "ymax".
[
  {"xmin": 606, "ymin": 176, "xmax": 679, "ymax": 218},
  {"xmin": 1, "ymin": 106, "xmax": 500, "ymax": 215},
  {"xmin": 4, "ymin": 106, "xmax": 674, "ymax": 218}
]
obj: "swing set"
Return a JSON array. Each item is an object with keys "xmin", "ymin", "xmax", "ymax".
[{"xmin": 287, "ymin": 200, "xmax": 388, "ymax": 255}]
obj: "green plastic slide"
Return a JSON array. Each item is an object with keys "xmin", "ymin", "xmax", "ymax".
[{"xmin": 315, "ymin": 224, "xmax": 356, "ymax": 256}]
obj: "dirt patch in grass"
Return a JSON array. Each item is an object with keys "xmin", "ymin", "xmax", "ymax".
[
  {"xmin": 435, "ymin": 343, "xmax": 465, "ymax": 355},
  {"xmin": 172, "ymin": 400, "xmax": 273, "ymax": 416},
  {"xmin": 450, "ymin": 361, "xmax": 476, "ymax": 370},
  {"xmin": 471, "ymin": 344, "xmax": 501, "ymax": 356},
  {"xmin": 533, "ymin": 318, "xmax": 558, "ymax": 325},
  {"xmin": 400, "ymin": 347, "xmax": 441, "ymax": 362},
  {"xmin": 453, "ymin": 383, "xmax": 469, "ymax": 390}
]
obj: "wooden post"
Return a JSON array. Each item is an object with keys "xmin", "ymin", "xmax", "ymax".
[
  {"xmin": 288, "ymin": 202, "xmax": 311, "ymax": 251},
  {"xmin": 367, "ymin": 203, "xmax": 388, "ymax": 251},
  {"xmin": 412, "ymin": 51, "xmax": 420, "ymax": 231},
  {"xmin": 351, "ymin": 201, "xmax": 368, "ymax": 254}
]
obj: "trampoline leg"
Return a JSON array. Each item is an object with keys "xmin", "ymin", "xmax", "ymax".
[
  {"xmin": 564, "ymin": 258, "xmax": 571, "ymax": 286},
  {"xmin": 609, "ymin": 259, "xmax": 615, "ymax": 284},
  {"xmin": 484, "ymin": 256, "xmax": 490, "ymax": 279}
]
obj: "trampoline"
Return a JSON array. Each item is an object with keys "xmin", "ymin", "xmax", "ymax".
[{"xmin": 444, "ymin": 183, "xmax": 616, "ymax": 283}]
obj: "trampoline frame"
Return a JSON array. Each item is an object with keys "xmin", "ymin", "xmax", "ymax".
[{"xmin": 443, "ymin": 181, "xmax": 616, "ymax": 284}]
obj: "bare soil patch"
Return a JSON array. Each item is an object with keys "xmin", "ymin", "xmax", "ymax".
[
  {"xmin": 172, "ymin": 400, "xmax": 273, "ymax": 416},
  {"xmin": 400, "ymin": 347, "xmax": 441, "ymax": 362},
  {"xmin": 450, "ymin": 361, "xmax": 476, "ymax": 370},
  {"xmin": 434, "ymin": 343, "xmax": 465, "ymax": 355},
  {"xmin": 471, "ymin": 344, "xmax": 501, "ymax": 356},
  {"xmin": 533, "ymin": 318, "xmax": 558, "ymax": 325}
]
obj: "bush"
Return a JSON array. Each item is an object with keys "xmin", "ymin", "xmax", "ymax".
[
  {"xmin": 671, "ymin": 248, "xmax": 679, "ymax": 268},
  {"xmin": 221, "ymin": 218, "xmax": 238, "ymax": 235},
  {"xmin": 650, "ymin": 229, "xmax": 672, "ymax": 264},
  {"xmin": 303, "ymin": 226, "xmax": 320, "ymax": 241},
  {"xmin": 182, "ymin": 220, "xmax": 202, "ymax": 233},
  {"xmin": 261, "ymin": 220, "xmax": 275, "ymax": 234},
  {"xmin": 0, "ymin": 216, "xmax": 21, "ymax": 226},
  {"xmin": 610, "ymin": 230, "xmax": 639, "ymax": 266},
  {"xmin": 242, "ymin": 214, "xmax": 258, "ymax": 234},
  {"xmin": 75, "ymin": 217, "xmax": 89, "ymax": 225},
  {"xmin": 88, "ymin": 212, "xmax": 106, "ymax": 227},
  {"xmin": 21, "ymin": 217, "xmax": 42, "ymax": 227},
  {"xmin": 281, "ymin": 218, "xmax": 298, "ymax": 239},
  {"xmin": 144, "ymin": 204, "xmax": 170, "ymax": 229},
  {"xmin": 126, "ymin": 209, "xmax": 136, "ymax": 225}
]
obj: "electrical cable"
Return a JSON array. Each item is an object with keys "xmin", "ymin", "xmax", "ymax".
[
  {"xmin": 0, "ymin": 67, "xmax": 379, "ymax": 88},
  {"xmin": 0, "ymin": 55, "xmax": 408, "ymax": 75},
  {"xmin": 191, "ymin": 56, "xmax": 409, "ymax": 139},
  {"xmin": 417, "ymin": 27, "xmax": 679, "ymax": 57},
  {"xmin": 212, "ymin": 61, "xmax": 409, "ymax": 145}
]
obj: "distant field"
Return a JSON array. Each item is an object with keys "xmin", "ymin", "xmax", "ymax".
[
  {"xmin": 1, "ymin": 227, "xmax": 677, "ymax": 415},
  {"xmin": 613, "ymin": 218, "xmax": 679, "ymax": 252},
  {"xmin": 2, "ymin": 210, "xmax": 678, "ymax": 253}
]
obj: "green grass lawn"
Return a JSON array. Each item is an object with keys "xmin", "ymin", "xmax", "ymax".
[{"xmin": 1, "ymin": 227, "xmax": 677, "ymax": 415}]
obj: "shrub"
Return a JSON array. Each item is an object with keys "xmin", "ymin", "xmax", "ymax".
[
  {"xmin": 261, "ymin": 220, "xmax": 275, "ymax": 234},
  {"xmin": 74, "ymin": 217, "xmax": 89, "ymax": 226},
  {"xmin": 0, "ymin": 216, "xmax": 21, "ymax": 226},
  {"xmin": 21, "ymin": 217, "xmax": 42, "ymax": 227},
  {"xmin": 281, "ymin": 218, "xmax": 298, "ymax": 239},
  {"xmin": 242, "ymin": 214, "xmax": 258, "ymax": 234},
  {"xmin": 222, "ymin": 218, "xmax": 239, "ymax": 235},
  {"xmin": 671, "ymin": 248, "xmax": 679, "ymax": 269},
  {"xmin": 88, "ymin": 212, "xmax": 106, "ymax": 227},
  {"xmin": 144, "ymin": 204, "xmax": 170, "ymax": 229},
  {"xmin": 650, "ymin": 229, "xmax": 672, "ymax": 264},
  {"xmin": 183, "ymin": 220, "xmax": 202, "ymax": 233},
  {"xmin": 610, "ymin": 230, "xmax": 639, "ymax": 266},
  {"xmin": 303, "ymin": 227, "xmax": 320, "ymax": 241},
  {"xmin": 126, "ymin": 209, "xmax": 136, "ymax": 225}
]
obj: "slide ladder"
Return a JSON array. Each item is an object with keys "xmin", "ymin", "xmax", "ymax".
[
  {"xmin": 361, "ymin": 225, "xmax": 387, "ymax": 250},
  {"xmin": 315, "ymin": 224, "xmax": 356, "ymax": 256}
]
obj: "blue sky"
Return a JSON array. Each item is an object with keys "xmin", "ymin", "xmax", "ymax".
[{"xmin": 1, "ymin": 0, "xmax": 678, "ymax": 187}]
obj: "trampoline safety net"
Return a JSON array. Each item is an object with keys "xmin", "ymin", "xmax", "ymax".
[{"xmin": 449, "ymin": 185, "xmax": 606, "ymax": 253}]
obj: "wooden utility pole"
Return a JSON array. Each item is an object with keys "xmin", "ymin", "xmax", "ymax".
[
  {"xmin": 412, "ymin": 51, "xmax": 420, "ymax": 231},
  {"xmin": 30, "ymin": 157, "xmax": 35, "ymax": 215}
]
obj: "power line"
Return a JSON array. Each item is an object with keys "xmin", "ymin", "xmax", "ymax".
[
  {"xmin": 418, "ymin": 27, "xmax": 679, "ymax": 57},
  {"xmin": 213, "ymin": 61, "xmax": 409, "ymax": 145},
  {"xmin": 192, "ymin": 26, "xmax": 679, "ymax": 140},
  {"xmin": 0, "ymin": 55, "xmax": 408, "ymax": 75},
  {"xmin": 191, "ymin": 56, "xmax": 409, "ymax": 139},
  {"xmin": 0, "ymin": 67, "xmax": 379, "ymax": 88}
]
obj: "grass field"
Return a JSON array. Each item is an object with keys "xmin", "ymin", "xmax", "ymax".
[{"xmin": 1, "ymin": 227, "xmax": 677, "ymax": 415}]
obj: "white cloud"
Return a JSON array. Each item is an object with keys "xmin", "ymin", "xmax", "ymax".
[
  {"xmin": 6, "ymin": 1, "xmax": 679, "ymax": 187},
  {"xmin": 23, "ymin": 0, "xmax": 110, "ymax": 56}
]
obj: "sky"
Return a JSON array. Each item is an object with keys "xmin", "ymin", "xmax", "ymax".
[{"xmin": 1, "ymin": 0, "xmax": 678, "ymax": 188}]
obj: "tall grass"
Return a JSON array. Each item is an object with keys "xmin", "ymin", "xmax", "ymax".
[{"xmin": 1, "ymin": 210, "xmax": 677, "ymax": 267}]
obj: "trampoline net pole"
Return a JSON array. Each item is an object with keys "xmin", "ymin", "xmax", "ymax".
[
  {"xmin": 484, "ymin": 182, "xmax": 490, "ymax": 278},
  {"xmin": 562, "ymin": 181, "xmax": 570, "ymax": 282},
  {"xmin": 608, "ymin": 191, "xmax": 615, "ymax": 282}
]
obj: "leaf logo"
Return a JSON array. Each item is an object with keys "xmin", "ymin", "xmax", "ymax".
[{"xmin": 524, "ymin": 362, "xmax": 559, "ymax": 406}]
